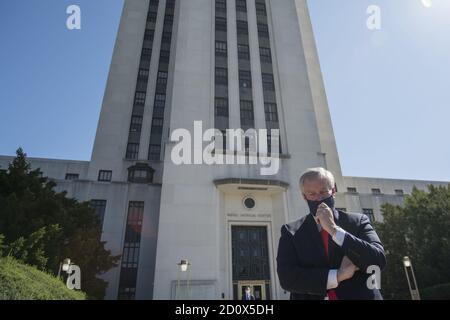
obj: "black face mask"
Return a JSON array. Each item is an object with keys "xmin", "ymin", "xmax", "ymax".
[{"xmin": 306, "ymin": 195, "xmax": 335, "ymax": 217}]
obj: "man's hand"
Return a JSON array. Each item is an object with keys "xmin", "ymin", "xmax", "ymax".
[
  {"xmin": 315, "ymin": 203, "xmax": 338, "ymax": 237},
  {"xmin": 337, "ymin": 256, "xmax": 359, "ymax": 283}
]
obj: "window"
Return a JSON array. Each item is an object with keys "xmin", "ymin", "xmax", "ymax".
[
  {"xmin": 216, "ymin": 17, "xmax": 227, "ymax": 32},
  {"xmin": 136, "ymin": 78, "xmax": 148, "ymax": 92},
  {"xmin": 130, "ymin": 116, "xmax": 143, "ymax": 133},
  {"xmin": 138, "ymin": 68, "xmax": 149, "ymax": 79},
  {"xmin": 149, "ymin": 144, "xmax": 161, "ymax": 160},
  {"xmin": 160, "ymin": 40, "xmax": 171, "ymax": 51},
  {"xmin": 372, "ymin": 188, "xmax": 382, "ymax": 195},
  {"xmin": 118, "ymin": 201, "xmax": 145, "ymax": 300},
  {"xmin": 65, "ymin": 173, "xmax": 79, "ymax": 180},
  {"xmin": 243, "ymin": 197, "xmax": 255, "ymax": 209},
  {"xmin": 395, "ymin": 189, "xmax": 404, "ymax": 195},
  {"xmin": 128, "ymin": 163, "xmax": 155, "ymax": 184},
  {"xmin": 238, "ymin": 44, "xmax": 250, "ymax": 60},
  {"xmin": 141, "ymin": 48, "xmax": 152, "ymax": 61},
  {"xmin": 347, "ymin": 187, "xmax": 358, "ymax": 193},
  {"xmin": 157, "ymin": 71, "xmax": 168, "ymax": 84},
  {"xmin": 144, "ymin": 29, "xmax": 154, "ymax": 41},
  {"xmin": 98, "ymin": 170, "xmax": 112, "ymax": 182},
  {"xmin": 90, "ymin": 200, "xmax": 107, "ymax": 226},
  {"xmin": 236, "ymin": 20, "xmax": 248, "ymax": 35},
  {"xmin": 266, "ymin": 132, "xmax": 282, "ymax": 154},
  {"xmin": 258, "ymin": 23, "xmax": 269, "ymax": 38},
  {"xmin": 126, "ymin": 143, "xmax": 140, "ymax": 160},
  {"xmin": 152, "ymin": 107, "xmax": 164, "ymax": 118},
  {"xmin": 215, "ymin": 67, "xmax": 228, "ymax": 85},
  {"xmin": 215, "ymin": 41, "xmax": 227, "ymax": 56},
  {"xmin": 363, "ymin": 208, "xmax": 375, "ymax": 223},
  {"xmin": 239, "ymin": 70, "xmax": 252, "ymax": 88},
  {"xmin": 262, "ymin": 73, "xmax": 275, "ymax": 91},
  {"xmin": 151, "ymin": 118, "xmax": 164, "ymax": 134},
  {"xmin": 240, "ymin": 100, "xmax": 254, "ymax": 126},
  {"xmin": 154, "ymin": 94, "xmax": 166, "ymax": 108},
  {"xmin": 215, "ymin": 98, "xmax": 229, "ymax": 117},
  {"xmin": 256, "ymin": 1, "xmax": 267, "ymax": 15},
  {"xmin": 164, "ymin": 14, "xmax": 174, "ymax": 24},
  {"xmin": 264, "ymin": 103, "xmax": 278, "ymax": 122},
  {"xmin": 162, "ymin": 31, "xmax": 172, "ymax": 42},
  {"xmin": 160, "ymin": 50, "xmax": 170, "ymax": 62},
  {"xmin": 147, "ymin": 11, "xmax": 157, "ymax": 22},
  {"xmin": 236, "ymin": 0, "xmax": 247, "ymax": 12},
  {"xmin": 260, "ymin": 47, "xmax": 272, "ymax": 63},
  {"xmin": 162, "ymin": 24, "xmax": 173, "ymax": 36},
  {"xmin": 216, "ymin": 0, "xmax": 227, "ymax": 12},
  {"xmin": 156, "ymin": 71, "xmax": 168, "ymax": 93},
  {"xmin": 134, "ymin": 91, "xmax": 146, "ymax": 106}
]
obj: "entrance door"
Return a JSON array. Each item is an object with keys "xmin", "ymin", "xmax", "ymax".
[
  {"xmin": 238, "ymin": 280, "xmax": 267, "ymax": 300},
  {"xmin": 231, "ymin": 226, "xmax": 271, "ymax": 300}
]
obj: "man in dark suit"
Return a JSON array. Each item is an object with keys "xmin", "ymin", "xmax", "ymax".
[
  {"xmin": 276, "ymin": 167, "xmax": 386, "ymax": 300},
  {"xmin": 242, "ymin": 286, "xmax": 256, "ymax": 300}
]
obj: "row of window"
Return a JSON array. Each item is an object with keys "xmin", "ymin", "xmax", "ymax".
[
  {"xmin": 125, "ymin": 0, "xmax": 160, "ymax": 161},
  {"xmin": 216, "ymin": 16, "xmax": 227, "ymax": 31},
  {"xmin": 214, "ymin": 41, "xmax": 272, "ymax": 65},
  {"xmin": 118, "ymin": 201, "xmax": 145, "ymax": 300},
  {"xmin": 216, "ymin": 0, "xmax": 226, "ymax": 12},
  {"xmin": 255, "ymin": 0, "xmax": 281, "ymax": 155},
  {"xmin": 347, "ymin": 187, "xmax": 405, "ymax": 196},
  {"xmin": 236, "ymin": 0, "xmax": 246, "ymax": 12},
  {"xmin": 67, "ymin": 167, "xmax": 154, "ymax": 184},
  {"xmin": 336, "ymin": 208, "xmax": 376, "ymax": 223},
  {"xmin": 214, "ymin": 0, "xmax": 230, "ymax": 147},
  {"xmin": 214, "ymin": 70, "xmax": 275, "ymax": 107},
  {"xmin": 148, "ymin": 0, "xmax": 176, "ymax": 161},
  {"xmin": 215, "ymin": 3, "xmax": 267, "ymax": 32},
  {"xmin": 236, "ymin": 2, "xmax": 254, "ymax": 131},
  {"xmin": 213, "ymin": 1, "xmax": 278, "ymax": 152}
]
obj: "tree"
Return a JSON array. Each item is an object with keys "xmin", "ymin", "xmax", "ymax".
[
  {"xmin": 0, "ymin": 148, "xmax": 120, "ymax": 299},
  {"xmin": 375, "ymin": 184, "xmax": 450, "ymax": 299}
]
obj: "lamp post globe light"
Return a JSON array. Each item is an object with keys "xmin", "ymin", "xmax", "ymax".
[
  {"xmin": 176, "ymin": 259, "xmax": 191, "ymax": 300},
  {"xmin": 57, "ymin": 258, "xmax": 72, "ymax": 279},
  {"xmin": 62, "ymin": 258, "xmax": 71, "ymax": 272},
  {"xmin": 403, "ymin": 256, "xmax": 421, "ymax": 300}
]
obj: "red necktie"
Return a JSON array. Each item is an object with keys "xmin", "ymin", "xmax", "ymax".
[{"xmin": 321, "ymin": 229, "xmax": 338, "ymax": 300}]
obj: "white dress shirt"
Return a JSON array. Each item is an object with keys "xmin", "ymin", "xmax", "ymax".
[{"xmin": 315, "ymin": 210, "xmax": 346, "ymax": 290}]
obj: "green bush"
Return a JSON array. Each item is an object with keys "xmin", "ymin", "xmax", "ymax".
[
  {"xmin": 421, "ymin": 283, "xmax": 450, "ymax": 300},
  {"xmin": 0, "ymin": 257, "xmax": 85, "ymax": 300}
]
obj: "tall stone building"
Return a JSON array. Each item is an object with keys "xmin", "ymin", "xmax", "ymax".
[{"xmin": 1, "ymin": 0, "xmax": 448, "ymax": 300}]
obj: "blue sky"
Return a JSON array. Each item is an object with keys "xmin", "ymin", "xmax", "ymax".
[{"xmin": 0, "ymin": 0, "xmax": 449, "ymax": 181}]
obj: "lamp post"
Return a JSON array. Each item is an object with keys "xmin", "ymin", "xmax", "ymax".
[
  {"xmin": 176, "ymin": 259, "xmax": 191, "ymax": 300},
  {"xmin": 403, "ymin": 256, "xmax": 421, "ymax": 300},
  {"xmin": 57, "ymin": 258, "xmax": 71, "ymax": 279}
]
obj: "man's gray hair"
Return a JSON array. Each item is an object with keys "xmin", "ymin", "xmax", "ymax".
[{"xmin": 299, "ymin": 167, "xmax": 335, "ymax": 193}]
